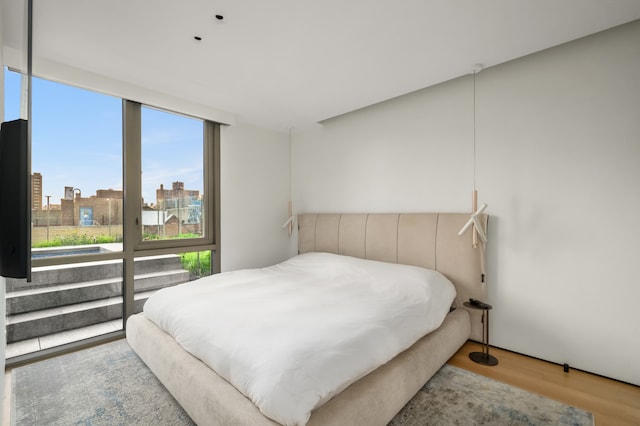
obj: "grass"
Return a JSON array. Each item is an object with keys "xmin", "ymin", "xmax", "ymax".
[
  {"xmin": 33, "ymin": 233, "xmax": 120, "ymax": 248},
  {"xmin": 33, "ymin": 232, "xmax": 210, "ymax": 277},
  {"xmin": 142, "ymin": 232, "xmax": 201, "ymax": 241}
]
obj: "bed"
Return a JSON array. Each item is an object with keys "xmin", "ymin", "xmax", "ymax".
[{"xmin": 126, "ymin": 212, "xmax": 488, "ymax": 426}]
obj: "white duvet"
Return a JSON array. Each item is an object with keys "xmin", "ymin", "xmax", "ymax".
[{"xmin": 143, "ymin": 252, "xmax": 456, "ymax": 426}]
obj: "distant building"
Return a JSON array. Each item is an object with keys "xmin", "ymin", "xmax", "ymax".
[
  {"xmin": 149, "ymin": 181, "xmax": 202, "ymax": 236},
  {"xmin": 156, "ymin": 181, "xmax": 200, "ymax": 211},
  {"xmin": 31, "ymin": 176, "xmax": 203, "ymax": 237},
  {"xmin": 58, "ymin": 187, "xmax": 123, "ymax": 227},
  {"xmin": 96, "ymin": 189, "xmax": 123, "ymax": 199},
  {"xmin": 32, "ymin": 173, "xmax": 42, "ymax": 210},
  {"xmin": 31, "ymin": 176, "xmax": 124, "ymax": 229}
]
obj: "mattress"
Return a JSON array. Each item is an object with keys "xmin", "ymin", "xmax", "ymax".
[{"xmin": 142, "ymin": 252, "xmax": 457, "ymax": 425}]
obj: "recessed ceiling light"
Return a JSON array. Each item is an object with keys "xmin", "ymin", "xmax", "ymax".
[
  {"xmin": 213, "ymin": 13, "xmax": 224, "ymax": 22},
  {"xmin": 193, "ymin": 35, "xmax": 203, "ymax": 42}
]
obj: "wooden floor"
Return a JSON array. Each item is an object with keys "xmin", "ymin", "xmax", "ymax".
[{"xmin": 449, "ymin": 341, "xmax": 640, "ymax": 426}]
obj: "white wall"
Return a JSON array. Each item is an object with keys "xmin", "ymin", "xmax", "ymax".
[
  {"xmin": 220, "ymin": 123, "xmax": 292, "ymax": 272},
  {"xmin": 292, "ymin": 20, "xmax": 640, "ymax": 385}
]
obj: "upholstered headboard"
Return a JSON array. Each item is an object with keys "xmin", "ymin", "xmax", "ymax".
[{"xmin": 298, "ymin": 213, "xmax": 488, "ymax": 341}]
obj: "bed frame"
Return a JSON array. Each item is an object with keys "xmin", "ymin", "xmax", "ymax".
[{"xmin": 127, "ymin": 212, "xmax": 488, "ymax": 425}]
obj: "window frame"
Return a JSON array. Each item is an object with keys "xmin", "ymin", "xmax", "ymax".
[
  {"xmin": 7, "ymin": 91, "xmax": 221, "ymax": 367},
  {"xmin": 123, "ymin": 100, "xmax": 219, "ymax": 254}
]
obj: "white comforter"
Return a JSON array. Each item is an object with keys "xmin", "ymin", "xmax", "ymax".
[{"xmin": 143, "ymin": 252, "xmax": 456, "ymax": 426}]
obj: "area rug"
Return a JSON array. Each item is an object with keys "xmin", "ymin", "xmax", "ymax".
[
  {"xmin": 390, "ymin": 364, "xmax": 594, "ymax": 426},
  {"xmin": 11, "ymin": 340, "xmax": 195, "ymax": 426},
  {"xmin": 12, "ymin": 339, "xmax": 593, "ymax": 425}
]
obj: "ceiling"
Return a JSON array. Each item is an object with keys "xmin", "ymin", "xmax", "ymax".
[{"xmin": 2, "ymin": 0, "xmax": 640, "ymax": 130}]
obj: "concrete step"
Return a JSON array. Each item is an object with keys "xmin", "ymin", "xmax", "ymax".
[
  {"xmin": 6, "ymin": 320, "xmax": 123, "ymax": 359},
  {"xmin": 6, "ymin": 260, "xmax": 122, "ymax": 291},
  {"xmin": 133, "ymin": 255, "xmax": 187, "ymax": 275},
  {"xmin": 4, "ymin": 251, "xmax": 193, "ymax": 344},
  {"xmin": 133, "ymin": 269, "xmax": 191, "ymax": 292},
  {"xmin": 5, "ymin": 254, "xmax": 186, "ymax": 291},
  {"xmin": 6, "ymin": 277, "xmax": 122, "ymax": 315},
  {"xmin": 6, "ymin": 291, "xmax": 155, "ymax": 343},
  {"xmin": 6, "ymin": 269, "xmax": 190, "ymax": 315}
]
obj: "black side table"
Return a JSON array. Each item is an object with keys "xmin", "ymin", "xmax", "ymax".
[{"xmin": 464, "ymin": 300, "xmax": 499, "ymax": 366}]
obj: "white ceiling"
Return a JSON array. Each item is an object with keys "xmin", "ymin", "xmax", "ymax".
[{"xmin": 2, "ymin": 0, "xmax": 640, "ymax": 130}]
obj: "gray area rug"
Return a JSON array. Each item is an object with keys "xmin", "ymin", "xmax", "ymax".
[
  {"xmin": 12, "ymin": 339, "xmax": 593, "ymax": 425},
  {"xmin": 12, "ymin": 340, "xmax": 195, "ymax": 426},
  {"xmin": 390, "ymin": 365, "xmax": 594, "ymax": 426}
]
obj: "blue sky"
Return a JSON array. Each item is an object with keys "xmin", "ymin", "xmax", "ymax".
[{"xmin": 4, "ymin": 69, "xmax": 204, "ymax": 205}]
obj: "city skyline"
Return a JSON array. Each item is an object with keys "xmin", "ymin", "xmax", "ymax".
[
  {"xmin": 31, "ymin": 172, "xmax": 201, "ymax": 209},
  {"xmin": 4, "ymin": 69, "xmax": 204, "ymax": 205}
]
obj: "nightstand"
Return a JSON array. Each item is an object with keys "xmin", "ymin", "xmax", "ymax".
[{"xmin": 463, "ymin": 300, "xmax": 499, "ymax": 366}]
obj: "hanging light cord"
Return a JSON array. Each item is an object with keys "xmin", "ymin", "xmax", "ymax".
[
  {"xmin": 457, "ymin": 64, "xmax": 487, "ymax": 250},
  {"xmin": 288, "ymin": 127, "xmax": 292, "ymax": 202},
  {"xmin": 473, "ymin": 68, "xmax": 477, "ymax": 192},
  {"xmin": 282, "ymin": 127, "xmax": 295, "ymax": 234}
]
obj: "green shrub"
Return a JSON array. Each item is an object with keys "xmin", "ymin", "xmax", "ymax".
[{"xmin": 180, "ymin": 251, "xmax": 211, "ymax": 278}]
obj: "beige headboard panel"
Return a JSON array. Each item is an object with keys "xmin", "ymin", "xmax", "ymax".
[{"xmin": 298, "ymin": 213, "xmax": 488, "ymax": 341}]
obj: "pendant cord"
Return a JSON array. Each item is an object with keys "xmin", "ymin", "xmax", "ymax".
[
  {"xmin": 459, "ymin": 64, "xmax": 487, "ymax": 249},
  {"xmin": 282, "ymin": 126, "xmax": 294, "ymax": 235},
  {"xmin": 288, "ymin": 127, "xmax": 292, "ymax": 201},
  {"xmin": 473, "ymin": 69, "xmax": 477, "ymax": 192}
]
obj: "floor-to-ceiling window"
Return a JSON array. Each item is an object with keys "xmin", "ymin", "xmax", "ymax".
[
  {"xmin": 125, "ymin": 101, "xmax": 219, "ymax": 321},
  {"xmin": 4, "ymin": 70, "xmax": 220, "ymax": 363},
  {"xmin": 4, "ymin": 70, "xmax": 125, "ymax": 359}
]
